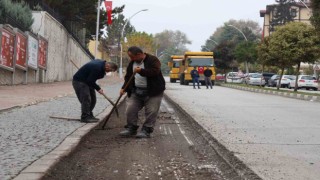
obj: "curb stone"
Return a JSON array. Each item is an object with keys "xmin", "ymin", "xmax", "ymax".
[
  {"xmin": 221, "ymin": 84, "xmax": 320, "ymax": 103},
  {"xmin": 12, "ymin": 96, "xmax": 126, "ymax": 180}
]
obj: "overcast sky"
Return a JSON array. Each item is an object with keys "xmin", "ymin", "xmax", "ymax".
[{"xmin": 110, "ymin": 0, "xmax": 276, "ymax": 51}]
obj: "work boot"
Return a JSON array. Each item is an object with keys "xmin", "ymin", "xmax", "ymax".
[
  {"xmin": 136, "ymin": 126, "xmax": 153, "ymax": 138},
  {"xmin": 89, "ymin": 115, "xmax": 99, "ymax": 121},
  {"xmin": 80, "ymin": 116, "xmax": 99, "ymax": 123},
  {"xmin": 119, "ymin": 125, "xmax": 139, "ymax": 137}
]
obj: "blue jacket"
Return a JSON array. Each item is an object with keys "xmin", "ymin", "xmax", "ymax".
[
  {"xmin": 191, "ymin": 69, "xmax": 199, "ymax": 78},
  {"xmin": 73, "ymin": 59, "xmax": 106, "ymax": 91}
]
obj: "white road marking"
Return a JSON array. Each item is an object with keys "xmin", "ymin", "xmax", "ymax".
[{"xmin": 162, "ymin": 99, "xmax": 194, "ymax": 146}]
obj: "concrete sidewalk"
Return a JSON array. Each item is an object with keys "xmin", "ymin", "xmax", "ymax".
[
  {"xmin": 0, "ymin": 75, "xmax": 124, "ymax": 112},
  {"xmin": 0, "ymin": 81, "xmax": 74, "ymax": 112}
]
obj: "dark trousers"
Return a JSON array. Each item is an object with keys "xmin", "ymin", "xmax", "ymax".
[
  {"xmin": 72, "ymin": 81, "xmax": 96, "ymax": 119},
  {"xmin": 204, "ymin": 76, "xmax": 212, "ymax": 88},
  {"xmin": 192, "ymin": 77, "xmax": 200, "ymax": 88},
  {"xmin": 126, "ymin": 92, "xmax": 163, "ymax": 133}
]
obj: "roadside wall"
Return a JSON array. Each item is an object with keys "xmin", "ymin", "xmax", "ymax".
[{"xmin": 0, "ymin": 11, "xmax": 92, "ymax": 85}]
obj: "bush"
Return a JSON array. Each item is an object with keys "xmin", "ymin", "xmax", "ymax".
[{"xmin": 0, "ymin": 0, "xmax": 34, "ymax": 31}]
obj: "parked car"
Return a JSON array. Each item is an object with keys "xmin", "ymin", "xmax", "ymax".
[
  {"xmin": 226, "ymin": 72, "xmax": 243, "ymax": 83},
  {"xmin": 245, "ymin": 73, "xmax": 265, "ymax": 86},
  {"xmin": 262, "ymin": 72, "xmax": 275, "ymax": 85},
  {"xmin": 244, "ymin": 73, "xmax": 259, "ymax": 84},
  {"xmin": 267, "ymin": 74, "xmax": 279, "ymax": 87},
  {"xmin": 288, "ymin": 75, "xmax": 319, "ymax": 90},
  {"xmin": 276, "ymin": 75, "xmax": 295, "ymax": 88},
  {"xmin": 216, "ymin": 74, "xmax": 225, "ymax": 81}
]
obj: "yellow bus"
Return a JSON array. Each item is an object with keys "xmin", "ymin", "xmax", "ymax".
[
  {"xmin": 167, "ymin": 55, "xmax": 184, "ymax": 83},
  {"xmin": 180, "ymin": 52, "xmax": 216, "ymax": 85}
]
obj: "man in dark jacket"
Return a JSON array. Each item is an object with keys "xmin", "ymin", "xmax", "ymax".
[
  {"xmin": 73, "ymin": 60, "xmax": 117, "ymax": 123},
  {"xmin": 119, "ymin": 46, "xmax": 165, "ymax": 138},
  {"xmin": 191, "ymin": 67, "xmax": 200, "ymax": 89},
  {"xmin": 203, "ymin": 66, "xmax": 213, "ymax": 89}
]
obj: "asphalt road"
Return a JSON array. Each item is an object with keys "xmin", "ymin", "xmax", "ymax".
[
  {"xmin": 165, "ymin": 82, "xmax": 320, "ymax": 180},
  {"xmin": 43, "ymin": 97, "xmax": 242, "ymax": 180}
]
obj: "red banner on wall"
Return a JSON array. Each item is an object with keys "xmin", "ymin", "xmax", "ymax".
[
  {"xmin": 104, "ymin": 1, "xmax": 112, "ymax": 25},
  {"xmin": 0, "ymin": 28, "xmax": 15, "ymax": 71},
  {"xmin": 15, "ymin": 31, "xmax": 27, "ymax": 70},
  {"xmin": 38, "ymin": 37, "xmax": 48, "ymax": 69}
]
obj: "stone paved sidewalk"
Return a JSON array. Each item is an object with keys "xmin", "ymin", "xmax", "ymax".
[{"xmin": 0, "ymin": 75, "xmax": 124, "ymax": 180}]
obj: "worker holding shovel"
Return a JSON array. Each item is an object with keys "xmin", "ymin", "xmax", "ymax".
[
  {"xmin": 72, "ymin": 59, "xmax": 118, "ymax": 123},
  {"xmin": 119, "ymin": 46, "xmax": 166, "ymax": 138}
]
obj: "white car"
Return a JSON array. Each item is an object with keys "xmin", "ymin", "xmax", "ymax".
[
  {"xmin": 226, "ymin": 72, "xmax": 243, "ymax": 83},
  {"xmin": 245, "ymin": 73, "xmax": 265, "ymax": 86},
  {"xmin": 288, "ymin": 75, "xmax": 319, "ymax": 91},
  {"xmin": 276, "ymin": 75, "xmax": 295, "ymax": 88}
]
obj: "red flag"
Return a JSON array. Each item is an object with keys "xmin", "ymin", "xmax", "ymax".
[
  {"xmin": 104, "ymin": 1, "xmax": 112, "ymax": 25},
  {"xmin": 198, "ymin": 66, "xmax": 204, "ymax": 74}
]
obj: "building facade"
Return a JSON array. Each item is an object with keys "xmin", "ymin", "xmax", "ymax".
[{"xmin": 260, "ymin": 0, "xmax": 311, "ymax": 37}]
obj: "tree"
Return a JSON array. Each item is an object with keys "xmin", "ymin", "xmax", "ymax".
[
  {"xmin": 202, "ymin": 19, "xmax": 262, "ymax": 72},
  {"xmin": 268, "ymin": 22, "xmax": 320, "ymax": 91},
  {"xmin": 154, "ymin": 30, "xmax": 191, "ymax": 56},
  {"xmin": 122, "ymin": 32, "xmax": 156, "ymax": 67},
  {"xmin": 154, "ymin": 30, "xmax": 191, "ymax": 74},
  {"xmin": 234, "ymin": 41, "xmax": 258, "ymax": 69},
  {"xmin": 311, "ymin": 0, "xmax": 320, "ymax": 36},
  {"xmin": 100, "ymin": 12, "xmax": 135, "ymax": 63},
  {"xmin": 212, "ymin": 20, "xmax": 261, "ymax": 44},
  {"xmin": 213, "ymin": 41, "xmax": 236, "ymax": 75},
  {"xmin": 0, "ymin": 0, "xmax": 34, "ymax": 31},
  {"xmin": 18, "ymin": 0, "xmax": 124, "ymax": 44}
]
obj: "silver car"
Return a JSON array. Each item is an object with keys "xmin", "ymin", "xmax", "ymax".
[{"xmin": 245, "ymin": 73, "xmax": 265, "ymax": 86}]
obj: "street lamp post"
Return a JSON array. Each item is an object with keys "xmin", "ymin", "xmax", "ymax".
[
  {"xmin": 202, "ymin": 47, "xmax": 210, "ymax": 52},
  {"xmin": 227, "ymin": 24, "xmax": 249, "ymax": 74},
  {"xmin": 119, "ymin": 9, "xmax": 148, "ymax": 78},
  {"xmin": 208, "ymin": 39, "xmax": 218, "ymax": 45},
  {"xmin": 298, "ymin": 0, "xmax": 311, "ymax": 12},
  {"xmin": 94, "ymin": 0, "xmax": 101, "ymax": 58}
]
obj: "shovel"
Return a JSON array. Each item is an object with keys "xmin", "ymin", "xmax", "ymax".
[
  {"xmin": 100, "ymin": 72, "xmax": 136, "ymax": 130},
  {"xmin": 101, "ymin": 92, "xmax": 119, "ymax": 117}
]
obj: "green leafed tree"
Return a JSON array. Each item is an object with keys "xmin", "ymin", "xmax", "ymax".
[
  {"xmin": 311, "ymin": 0, "xmax": 320, "ymax": 36},
  {"xmin": 122, "ymin": 32, "xmax": 157, "ymax": 68},
  {"xmin": 0, "ymin": 0, "xmax": 34, "ymax": 31},
  {"xmin": 257, "ymin": 37, "xmax": 278, "ymax": 73},
  {"xmin": 154, "ymin": 30, "xmax": 191, "ymax": 74},
  {"xmin": 213, "ymin": 41, "xmax": 236, "ymax": 75},
  {"xmin": 268, "ymin": 22, "xmax": 320, "ymax": 91},
  {"xmin": 234, "ymin": 41, "xmax": 258, "ymax": 71}
]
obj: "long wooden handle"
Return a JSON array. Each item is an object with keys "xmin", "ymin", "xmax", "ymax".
[
  {"xmin": 101, "ymin": 92, "xmax": 119, "ymax": 117},
  {"xmin": 101, "ymin": 72, "xmax": 136, "ymax": 129},
  {"xmin": 70, "ymin": 59, "xmax": 80, "ymax": 69}
]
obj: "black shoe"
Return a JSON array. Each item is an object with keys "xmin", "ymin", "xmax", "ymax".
[
  {"xmin": 119, "ymin": 125, "xmax": 139, "ymax": 137},
  {"xmin": 80, "ymin": 116, "xmax": 99, "ymax": 123},
  {"xmin": 136, "ymin": 129, "xmax": 150, "ymax": 138},
  {"xmin": 89, "ymin": 115, "xmax": 99, "ymax": 121}
]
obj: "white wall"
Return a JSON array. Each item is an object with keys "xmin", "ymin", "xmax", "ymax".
[{"xmin": 0, "ymin": 11, "xmax": 92, "ymax": 85}]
